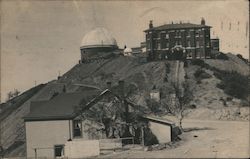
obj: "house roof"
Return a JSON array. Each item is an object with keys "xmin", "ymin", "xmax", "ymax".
[
  {"xmin": 142, "ymin": 115, "xmax": 175, "ymax": 126},
  {"xmin": 144, "ymin": 23, "xmax": 211, "ymax": 32},
  {"xmin": 24, "ymin": 90, "xmax": 101, "ymax": 121}
]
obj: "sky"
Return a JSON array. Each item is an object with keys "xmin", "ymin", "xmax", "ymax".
[{"xmin": 0, "ymin": 0, "xmax": 249, "ymax": 102}]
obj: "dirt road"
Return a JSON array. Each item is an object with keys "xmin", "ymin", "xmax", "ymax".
[{"xmin": 100, "ymin": 119, "xmax": 249, "ymax": 158}]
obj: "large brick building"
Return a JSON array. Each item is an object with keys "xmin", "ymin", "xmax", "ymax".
[{"xmin": 144, "ymin": 18, "xmax": 212, "ymax": 60}]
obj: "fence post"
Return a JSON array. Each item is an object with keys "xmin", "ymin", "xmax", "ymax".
[
  {"xmin": 141, "ymin": 127, "xmax": 144, "ymax": 149},
  {"xmin": 34, "ymin": 148, "xmax": 37, "ymax": 159},
  {"xmin": 132, "ymin": 137, "xmax": 134, "ymax": 148}
]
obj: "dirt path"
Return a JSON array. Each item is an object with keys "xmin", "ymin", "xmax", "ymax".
[{"xmin": 99, "ymin": 119, "xmax": 250, "ymax": 158}]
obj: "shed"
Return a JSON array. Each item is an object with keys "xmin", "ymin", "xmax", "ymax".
[{"xmin": 142, "ymin": 116, "xmax": 181, "ymax": 143}]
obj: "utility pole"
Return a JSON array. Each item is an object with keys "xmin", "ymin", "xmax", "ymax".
[
  {"xmin": 141, "ymin": 127, "xmax": 144, "ymax": 149},
  {"xmin": 34, "ymin": 148, "xmax": 37, "ymax": 159}
]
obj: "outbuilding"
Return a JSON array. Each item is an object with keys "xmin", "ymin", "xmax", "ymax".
[{"xmin": 24, "ymin": 90, "xmax": 107, "ymax": 159}]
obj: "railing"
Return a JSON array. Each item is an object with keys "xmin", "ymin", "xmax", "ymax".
[{"xmin": 99, "ymin": 137, "xmax": 135, "ymax": 152}]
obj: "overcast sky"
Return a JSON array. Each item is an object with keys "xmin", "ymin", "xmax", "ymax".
[{"xmin": 1, "ymin": 0, "xmax": 249, "ymax": 102}]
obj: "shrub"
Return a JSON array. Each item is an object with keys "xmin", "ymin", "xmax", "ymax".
[
  {"xmin": 219, "ymin": 97, "xmax": 227, "ymax": 106},
  {"xmin": 184, "ymin": 60, "xmax": 188, "ymax": 67},
  {"xmin": 226, "ymin": 97, "xmax": 233, "ymax": 101},
  {"xmin": 165, "ymin": 63, "xmax": 171, "ymax": 74},
  {"xmin": 194, "ymin": 69, "xmax": 212, "ymax": 79},
  {"xmin": 216, "ymin": 53, "xmax": 229, "ymax": 60},
  {"xmin": 240, "ymin": 100, "xmax": 249, "ymax": 107},
  {"xmin": 196, "ymin": 80, "xmax": 202, "ymax": 84},
  {"xmin": 146, "ymin": 99, "xmax": 161, "ymax": 113},
  {"xmin": 236, "ymin": 54, "xmax": 248, "ymax": 64},
  {"xmin": 189, "ymin": 104, "xmax": 197, "ymax": 109},
  {"xmin": 164, "ymin": 77, "xmax": 168, "ymax": 82},
  {"xmin": 191, "ymin": 59, "xmax": 206, "ymax": 67},
  {"xmin": 216, "ymin": 71, "xmax": 249, "ymax": 99}
]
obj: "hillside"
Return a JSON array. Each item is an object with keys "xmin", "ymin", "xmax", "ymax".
[{"xmin": 0, "ymin": 53, "xmax": 249, "ymax": 157}]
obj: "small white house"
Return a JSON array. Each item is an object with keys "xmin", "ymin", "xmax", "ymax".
[{"xmin": 24, "ymin": 91, "xmax": 106, "ymax": 159}]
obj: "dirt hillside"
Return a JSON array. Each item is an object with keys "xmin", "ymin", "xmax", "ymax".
[{"xmin": 0, "ymin": 53, "xmax": 249, "ymax": 157}]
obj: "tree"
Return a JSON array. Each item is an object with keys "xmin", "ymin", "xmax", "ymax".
[
  {"xmin": 6, "ymin": 89, "xmax": 20, "ymax": 101},
  {"xmin": 74, "ymin": 82, "xmax": 146, "ymax": 141},
  {"xmin": 171, "ymin": 82, "xmax": 193, "ymax": 131}
]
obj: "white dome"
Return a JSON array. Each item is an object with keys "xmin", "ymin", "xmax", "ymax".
[
  {"xmin": 124, "ymin": 47, "xmax": 132, "ymax": 53},
  {"xmin": 81, "ymin": 28, "xmax": 117, "ymax": 48}
]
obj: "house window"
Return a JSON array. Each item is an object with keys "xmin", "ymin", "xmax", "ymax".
[
  {"xmin": 54, "ymin": 145, "xmax": 64, "ymax": 158},
  {"xmin": 158, "ymin": 32, "xmax": 161, "ymax": 38},
  {"xmin": 166, "ymin": 42, "xmax": 169, "ymax": 48},
  {"xmin": 195, "ymin": 30, "xmax": 199, "ymax": 37},
  {"xmin": 196, "ymin": 41, "xmax": 199, "ymax": 47},
  {"xmin": 187, "ymin": 30, "xmax": 191, "ymax": 37},
  {"xmin": 73, "ymin": 120, "xmax": 82, "ymax": 138},
  {"xmin": 187, "ymin": 40, "xmax": 191, "ymax": 47},
  {"xmin": 206, "ymin": 42, "xmax": 210, "ymax": 47},
  {"xmin": 157, "ymin": 42, "xmax": 161, "ymax": 50},
  {"xmin": 175, "ymin": 30, "xmax": 181, "ymax": 37},
  {"xmin": 166, "ymin": 34, "xmax": 169, "ymax": 39}
]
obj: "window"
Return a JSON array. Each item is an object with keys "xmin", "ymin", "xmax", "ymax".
[
  {"xmin": 157, "ymin": 42, "xmax": 161, "ymax": 50},
  {"xmin": 73, "ymin": 120, "xmax": 82, "ymax": 138},
  {"xmin": 175, "ymin": 30, "xmax": 180, "ymax": 37},
  {"xmin": 196, "ymin": 41, "xmax": 199, "ymax": 47},
  {"xmin": 146, "ymin": 42, "xmax": 150, "ymax": 49},
  {"xmin": 187, "ymin": 50, "xmax": 192, "ymax": 57},
  {"xmin": 166, "ymin": 42, "xmax": 169, "ymax": 48},
  {"xmin": 54, "ymin": 145, "xmax": 64, "ymax": 158},
  {"xmin": 187, "ymin": 30, "xmax": 191, "ymax": 37},
  {"xmin": 158, "ymin": 32, "xmax": 161, "ymax": 38},
  {"xmin": 187, "ymin": 40, "xmax": 191, "ymax": 47},
  {"xmin": 195, "ymin": 30, "xmax": 199, "ymax": 37},
  {"xmin": 206, "ymin": 42, "xmax": 210, "ymax": 47},
  {"xmin": 166, "ymin": 34, "xmax": 169, "ymax": 39}
]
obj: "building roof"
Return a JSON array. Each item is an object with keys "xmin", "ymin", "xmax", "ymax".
[
  {"xmin": 24, "ymin": 91, "xmax": 101, "ymax": 121},
  {"xmin": 144, "ymin": 23, "xmax": 211, "ymax": 32},
  {"xmin": 142, "ymin": 115, "xmax": 175, "ymax": 126},
  {"xmin": 81, "ymin": 27, "xmax": 117, "ymax": 49}
]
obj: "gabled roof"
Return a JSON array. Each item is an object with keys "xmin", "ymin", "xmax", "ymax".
[
  {"xmin": 144, "ymin": 23, "xmax": 211, "ymax": 32},
  {"xmin": 24, "ymin": 90, "xmax": 101, "ymax": 121}
]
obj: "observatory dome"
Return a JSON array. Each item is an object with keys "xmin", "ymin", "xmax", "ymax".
[{"xmin": 81, "ymin": 27, "xmax": 117, "ymax": 49}]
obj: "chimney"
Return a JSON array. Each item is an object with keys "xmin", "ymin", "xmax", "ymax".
[
  {"xmin": 106, "ymin": 81, "xmax": 112, "ymax": 90},
  {"xmin": 149, "ymin": 20, "xmax": 153, "ymax": 29},
  {"xmin": 201, "ymin": 17, "xmax": 205, "ymax": 25}
]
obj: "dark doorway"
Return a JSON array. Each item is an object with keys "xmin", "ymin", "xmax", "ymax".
[{"xmin": 54, "ymin": 145, "xmax": 64, "ymax": 158}]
